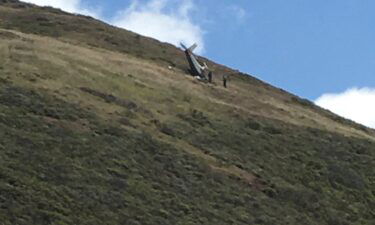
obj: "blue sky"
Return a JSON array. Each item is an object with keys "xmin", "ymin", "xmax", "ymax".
[{"xmin": 22, "ymin": 0, "xmax": 375, "ymax": 128}]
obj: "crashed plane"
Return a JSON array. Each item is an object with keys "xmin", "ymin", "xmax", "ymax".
[{"xmin": 180, "ymin": 43, "xmax": 209, "ymax": 80}]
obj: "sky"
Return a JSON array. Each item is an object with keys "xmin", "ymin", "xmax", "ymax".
[{"xmin": 21, "ymin": 0, "xmax": 375, "ymax": 128}]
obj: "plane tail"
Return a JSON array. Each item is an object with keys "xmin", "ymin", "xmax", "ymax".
[
  {"xmin": 180, "ymin": 43, "xmax": 188, "ymax": 50},
  {"xmin": 180, "ymin": 43, "xmax": 198, "ymax": 52}
]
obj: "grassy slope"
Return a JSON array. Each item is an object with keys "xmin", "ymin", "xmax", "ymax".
[{"xmin": 0, "ymin": 1, "xmax": 374, "ymax": 225}]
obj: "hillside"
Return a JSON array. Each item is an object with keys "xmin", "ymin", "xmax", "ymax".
[{"xmin": 0, "ymin": 1, "xmax": 374, "ymax": 224}]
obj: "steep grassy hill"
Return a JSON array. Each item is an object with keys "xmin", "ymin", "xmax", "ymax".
[{"xmin": 0, "ymin": 1, "xmax": 374, "ymax": 224}]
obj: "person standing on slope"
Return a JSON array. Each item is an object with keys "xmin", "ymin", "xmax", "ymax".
[{"xmin": 223, "ymin": 74, "xmax": 228, "ymax": 88}]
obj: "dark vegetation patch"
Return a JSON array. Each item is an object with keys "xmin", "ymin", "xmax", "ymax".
[
  {"xmin": 245, "ymin": 118, "xmax": 262, "ymax": 130},
  {"xmin": 328, "ymin": 164, "xmax": 365, "ymax": 190},
  {"xmin": 0, "ymin": 0, "xmax": 32, "ymax": 8},
  {"xmin": 0, "ymin": 86, "xmax": 88, "ymax": 120},
  {"xmin": 0, "ymin": 30, "xmax": 19, "ymax": 39},
  {"xmin": 118, "ymin": 117, "xmax": 136, "ymax": 128},
  {"xmin": 158, "ymin": 123, "xmax": 178, "ymax": 137},
  {"xmin": 80, "ymin": 87, "xmax": 137, "ymax": 110},
  {"xmin": 291, "ymin": 96, "xmax": 315, "ymax": 108},
  {"xmin": 0, "ymin": 83, "xmax": 291, "ymax": 225},
  {"xmin": 177, "ymin": 109, "xmax": 211, "ymax": 128},
  {"xmin": 165, "ymin": 112, "xmax": 375, "ymax": 224},
  {"xmin": 263, "ymin": 125, "xmax": 282, "ymax": 135}
]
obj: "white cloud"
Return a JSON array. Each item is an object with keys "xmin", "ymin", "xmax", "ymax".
[
  {"xmin": 315, "ymin": 87, "xmax": 375, "ymax": 128},
  {"xmin": 229, "ymin": 5, "xmax": 247, "ymax": 22},
  {"xmin": 21, "ymin": 0, "xmax": 99, "ymax": 18},
  {"xmin": 112, "ymin": 0, "xmax": 205, "ymax": 53}
]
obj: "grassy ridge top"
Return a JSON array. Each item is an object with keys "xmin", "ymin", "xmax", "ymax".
[{"xmin": 0, "ymin": 1, "xmax": 374, "ymax": 224}]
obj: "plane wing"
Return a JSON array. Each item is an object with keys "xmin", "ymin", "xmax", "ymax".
[
  {"xmin": 187, "ymin": 43, "xmax": 197, "ymax": 52},
  {"xmin": 180, "ymin": 43, "xmax": 188, "ymax": 50}
]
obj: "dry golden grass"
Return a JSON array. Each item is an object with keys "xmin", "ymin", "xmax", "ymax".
[{"xmin": 2, "ymin": 28, "xmax": 374, "ymax": 143}]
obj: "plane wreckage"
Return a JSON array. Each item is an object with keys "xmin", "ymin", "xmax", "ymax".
[{"xmin": 180, "ymin": 43, "xmax": 211, "ymax": 81}]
